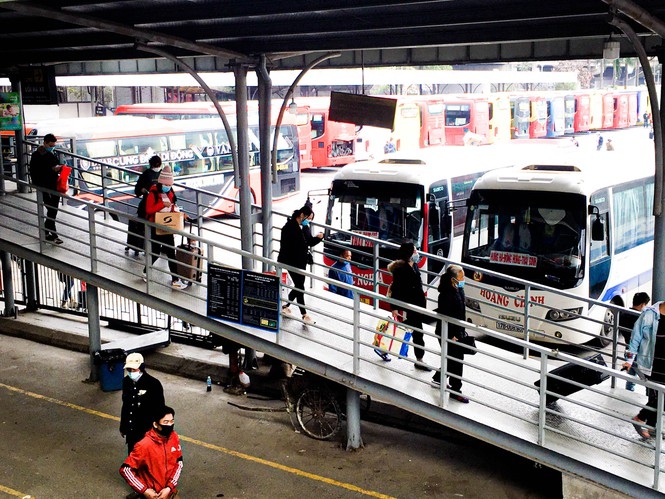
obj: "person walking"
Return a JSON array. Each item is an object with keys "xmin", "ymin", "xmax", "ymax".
[
  {"xmin": 623, "ymin": 300, "xmax": 665, "ymax": 439},
  {"xmin": 120, "ymin": 353, "xmax": 166, "ymax": 454},
  {"xmin": 58, "ymin": 271, "xmax": 76, "ymax": 309},
  {"xmin": 328, "ymin": 248, "xmax": 354, "ymax": 298},
  {"xmin": 29, "ymin": 133, "xmax": 64, "ymax": 244},
  {"xmin": 387, "ymin": 241, "xmax": 429, "ymax": 371},
  {"xmin": 120, "ymin": 405, "xmax": 183, "ymax": 499},
  {"xmin": 135, "ymin": 155, "xmax": 163, "ymax": 197},
  {"xmin": 141, "ymin": 165, "xmax": 188, "ymax": 289},
  {"xmin": 431, "ymin": 265, "xmax": 469, "ymax": 403},
  {"xmin": 596, "ymin": 133, "xmax": 604, "ymax": 151},
  {"xmin": 617, "ymin": 292, "xmax": 650, "ymax": 391},
  {"xmin": 278, "ymin": 205, "xmax": 319, "ymax": 325},
  {"xmin": 301, "ymin": 207, "xmax": 324, "ymax": 266}
]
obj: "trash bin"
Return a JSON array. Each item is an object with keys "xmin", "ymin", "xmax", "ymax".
[{"xmin": 94, "ymin": 348, "xmax": 126, "ymax": 392}]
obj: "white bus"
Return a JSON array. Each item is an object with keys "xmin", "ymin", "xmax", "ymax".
[
  {"xmin": 461, "ymin": 148, "xmax": 654, "ymax": 344},
  {"xmin": 322, "ymin": 145, "xmax": 532, "ymax": 306}
]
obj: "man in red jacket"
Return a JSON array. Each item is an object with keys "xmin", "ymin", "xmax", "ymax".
[{"xmin": 120, "ymin": 406, "xmax": 183, "ymax": 499}]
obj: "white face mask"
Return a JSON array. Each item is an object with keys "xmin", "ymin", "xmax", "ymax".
[{"xmin": 127, "ymin": 371, "xmax": 142, "ymax": 381}]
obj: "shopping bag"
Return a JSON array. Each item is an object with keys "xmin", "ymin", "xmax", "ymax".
[
  {"xmin": 155, "ymin": 211, "xmax": 185, "ymax": 235},
  {"xmin": 56, "ymin": 165, "xmax": 71, "ymax": 194},
  {"xmin": 373, "ymin": 317, "xmax": 412, "ymax": 360}
]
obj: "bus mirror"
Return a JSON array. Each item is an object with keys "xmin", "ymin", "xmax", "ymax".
[{"xmin": 592, "ymin": 215, "xmax": 605, "ymax": 241}]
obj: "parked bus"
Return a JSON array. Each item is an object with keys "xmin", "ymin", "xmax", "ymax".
[
  {"xmin": 443, "ymin": 97, "xmax": 490, "ymax": 146},
  {"xmin": 511, "ymin": 96, "xmax": 531, "ymax": 139},
  {"xmin": 612, "ymin": 92, "xmax": 630, "ymax": 129},
  {"xmin": 486, "ymin": 94, "xmax": 512, "ymax": 144},
  {"xmin": 405, "ymin": 95, "xmax": 446, "ymax": 148},
  {"xmin": 115, "ymin": 100, "xmax": 314, "ymax": 170},
  {"xmin": 528, "ymin": 95, "xmax": 548, "ymax": 138},
  {"xmin": 321, "ymin": 146, "xmax": 518, "ymax": 306},
  {"xmin": 461, "ymin": 148, "xmax": 654, "ymax": 345},
  {"xmin": 28, "ymin": 116, "xmax": 299, "ymax": 218},
  {"xmin": 563, "ymin": 94, "xmax": 576, "ymax": 135},
  {"xmin": 295, "ymin": 96, "xmax": 356, "ymax": 168},
  {"xmin": 545, "ymin": 95, "xmax": 565, "ymax": 138},
  {"xmin": 573, "ymin": 93, "xmax": 591, "ymax": 133}
]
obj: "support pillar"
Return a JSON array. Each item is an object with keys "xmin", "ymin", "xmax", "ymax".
[
  {"xmin": 0, "ymin": 251, "xmax": 15, "ymax": 317},
  {"xmin": 345, "ymin": 388, "xmax": 364, "ymax": 451},
  {"xmin": 86, "ymin": 283, "xmax": 101, "ymax": 382}
]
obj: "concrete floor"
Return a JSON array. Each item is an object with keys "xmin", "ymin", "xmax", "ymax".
[{"xmin": 0, "ymin": 332, "xmax": 564, "ymax": 499}]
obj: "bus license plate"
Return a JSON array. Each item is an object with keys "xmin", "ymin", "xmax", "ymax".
[{"xmin": 496, "ymin": 321, "xmax": 523, "ymax": 333}]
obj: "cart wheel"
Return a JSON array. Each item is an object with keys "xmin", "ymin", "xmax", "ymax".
[{"xmin": 296, "ymin": 388, "xmax": 342, "ymax": 440}]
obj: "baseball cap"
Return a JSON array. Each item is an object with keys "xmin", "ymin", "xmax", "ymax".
[{"xmin": 124, "ymin": 352, "xmax": 144, "ymax": 369}]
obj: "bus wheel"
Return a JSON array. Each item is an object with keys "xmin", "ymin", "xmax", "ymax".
[{"xmin": 597, "ymin": 309, "xmax": 615, "ymax": 347}]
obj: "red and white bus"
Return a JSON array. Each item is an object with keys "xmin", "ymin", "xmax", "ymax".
[
  {"xmin": 28, "ymin": 116, "xmax": 300, "ymax": 218},
  {"xmin": 443, "ymin": 96, "xmax": 490, "ymax": 145}
]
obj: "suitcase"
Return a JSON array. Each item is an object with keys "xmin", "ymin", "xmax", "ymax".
[
  {"xmin": 125, "ymin": 219, "xmax": 145, "ymax": 256},
  {"xmin": 534, "ymin": 353, "xmax": 610, "ymax": 405},
  {"xmin": 176, "ymin": 235, "xmax": 203, "ymax": 285}
]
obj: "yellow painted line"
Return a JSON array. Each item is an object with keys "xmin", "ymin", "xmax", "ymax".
[
  {"xmin": 0, "ymin": 483, "xmax": 34, "ymax": 498},
  {"xmin": 0, "ymin": 383, "xmax": 395, "ymax": 499}
]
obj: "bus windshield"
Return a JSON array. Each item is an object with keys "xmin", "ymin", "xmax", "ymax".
[
  {"xmin": 327, "ymin": 179, "xmax": 424, "ymax": 249},
  {"xmin": 463, "ymin": 190, "xmax": 586, "ymax": 289}
]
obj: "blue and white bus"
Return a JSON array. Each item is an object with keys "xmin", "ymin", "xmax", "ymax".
[{"xmin": 461, "ymin": 148, "xmax": 654, "ymax": 344}]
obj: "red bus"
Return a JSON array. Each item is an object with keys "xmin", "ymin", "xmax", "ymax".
[
  {"xmin": 573, "ymin": 93, "xmax": 591, "ymax": 132},
  {"xmin": 612, "ymin": 92, "xmax": 630, "ymax": 129},
  {"xmin": 404, "ymin": 95, "xmax": 446, "ymax": 148},
  {"xmin": 601, "ymin": 92, "xmax": 615, "ymax": 129},
  {"xmin": 296, "ymin": 96, "xmax": 356, "ymax": 168},
  {"xmin": 442, "ymin": 96, "xmax": 490, "ymax": 145},
  {"xmin": 115, "ymin": 101, "xmax": 314, "ymax": 170},
  {"xmin": 528, "ymin": 95, "xmax": 548, "ymax": 138}
]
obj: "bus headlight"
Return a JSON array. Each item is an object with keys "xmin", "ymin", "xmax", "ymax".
[
  {"xmin": 546, "ymin": 307, "xmax": 583, "ymax": 322},
  {"xmin": 465, "ymin": 298, "xmax": 481, "ymax": 312}
]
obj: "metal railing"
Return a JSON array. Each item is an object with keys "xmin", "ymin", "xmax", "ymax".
[{"xmin": 0, "ymin": 159, "xmax": 663, "ymax": 492}]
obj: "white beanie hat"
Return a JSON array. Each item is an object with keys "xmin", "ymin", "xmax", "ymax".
[{"xmin": 157, "ymin": 165, "xmax": 174, "ymax": 186}]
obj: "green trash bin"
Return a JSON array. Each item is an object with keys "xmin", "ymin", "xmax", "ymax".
[{"xmin": 94, "ymin": 349, "xmax": 126, "ymax": 392}]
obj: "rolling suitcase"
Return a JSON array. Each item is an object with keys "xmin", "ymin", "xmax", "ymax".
[
  {"xmin": 534, "ymin": 353, "xmax": 610, "ymax": 404},
  {"xmin": 176, "ymin": 230, "xmax": 203, "ymax": 285},
  {"xmin": 125, "ymin": 219, "xmax": 145, "ymax": 256}
]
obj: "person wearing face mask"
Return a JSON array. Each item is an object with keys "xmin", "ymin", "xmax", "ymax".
[
  {"xmin": 142, "ymin": 165, "xmax": 188, "ymax": 289},
  {"xmin": 120, "ymin": 353, "xmax": 166, "ymax": 455},
  {"xmin": 135, "ymin": 155, "xmax": 163, "ymax": 197},
  {"xmin": 431, "ymin": 264, "xmax": 469, "ymax": 403},
  {"xmin": 300, "ymin": 208, "xmax": 324, "ymax": 266},
  {"xmin": 29, "ymin": 133, "xmax": 64, "ymax": 244},
  {"xmin": 120, "ymin": 405, "xmax": 183, "ymax": 499},
  {"xmin": 127, "ymin": 156, "xmax": 163, "ymax": 256},
  {"xmin": 278, "ymin": 205, "xmax": 318, "ymax": 325},
  {"xmin": 387, "ymin": 241, "xmax": 429, "ymax": 370}
]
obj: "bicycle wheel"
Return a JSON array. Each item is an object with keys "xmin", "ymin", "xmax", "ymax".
[{"xmin": 296, "ymin": 388, "xmax": 342, "ymax": 440}]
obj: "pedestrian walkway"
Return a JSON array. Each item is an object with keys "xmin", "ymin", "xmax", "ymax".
[{"xmin": 0, "ymin": 181, "xmax": 663, "ymax": 497}]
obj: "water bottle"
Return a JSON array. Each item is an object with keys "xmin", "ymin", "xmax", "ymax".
[{"xmin": 206, "ymin": 375, "xmax": 212, "ymax": 392}]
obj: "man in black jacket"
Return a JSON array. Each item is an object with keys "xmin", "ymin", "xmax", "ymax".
[
  {"xmin": 29, "ymin": 133, "xmax": 63, "ymax": 244},
  {"xmin": 120, "ymin": 353, "xmax": 165, "ymax": 454}
]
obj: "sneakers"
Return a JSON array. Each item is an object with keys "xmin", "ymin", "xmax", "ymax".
[
  {"xmin": 414, "ymin": 360, "xmax": 432, "ymax": 372},
  {"xmin": 302, "ymin": 314, "xmax": 316, "ymax": 325},
  {"xmin": 373, "ymin": 349, "xmax": 391, "ymax": 362},
  {"xmin": 141, "ymin": 272, "xmax": 147, "ymax": 283},
  {"xmin": 171, "ymin": 279, "xmax": 187, "ymax": 290},
  {"xmin": 46, "ymin": 236, "xmax": 63, "ymax": 245},
  {"xmin": 632, "ymin": 416, "xmax": 651, "ymax": 439},
  {"xmin": 430, "ymin": 378, "xmax": 441, "ymax": 388},
  {"xmin": 626, "ymin": 381, "xmax": 636, "ymax": 392},
  {"xmin": 450, "ymin": 393, "xmax": 470, "ymax": 404},
  {"xmin": 281, "ymin": 306, "xmax": 293, "ymax": 317}
]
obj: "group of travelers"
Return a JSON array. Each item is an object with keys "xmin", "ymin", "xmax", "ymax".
[{"xmin": 119, "ymin": 352, "xmax": 182, "ymax": 498}]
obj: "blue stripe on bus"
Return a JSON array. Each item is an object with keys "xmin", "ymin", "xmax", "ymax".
[{"xmin": 600, "ymin": 268, "xmax": 653, "ymax": 302}]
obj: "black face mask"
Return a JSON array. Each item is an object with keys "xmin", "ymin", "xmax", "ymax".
[{"xmin": 155, "ymin": 424, "xmax": 174, "ymax": 438}]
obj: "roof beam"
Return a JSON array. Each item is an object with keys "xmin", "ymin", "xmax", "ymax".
[{"xmin": 0, "ymin": 1, "xmax": 253, "ymax": 63}]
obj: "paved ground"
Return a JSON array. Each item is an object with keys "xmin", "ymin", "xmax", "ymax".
[{"xmin": 0, "ymin": 323, "xmax": 567, "ymax": 498}]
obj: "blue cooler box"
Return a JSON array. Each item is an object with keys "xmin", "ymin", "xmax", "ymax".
[{"xmin": 94, "ymin": 349, "xmax": 126, "ymax": 391}]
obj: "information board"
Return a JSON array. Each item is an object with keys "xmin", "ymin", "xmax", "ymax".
[
  {"xmin": 207, "ymin": 264, "xmax": 280, "ymax": 332},
  {"xmin": 329, "ymin": 91, "xmax": 396, "ymax": 129},
  {"xmin": 0, "ymin": 92, "xmax": 22, "ymax": 131}
]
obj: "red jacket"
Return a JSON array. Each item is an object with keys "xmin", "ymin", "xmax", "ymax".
[
  {"xmin": 120, "ymin": 428, "xmax": 183, "ymax": 496},
  {"xmin": 144, "ymin": 185, "xmax": 178, "ymax": 223}
]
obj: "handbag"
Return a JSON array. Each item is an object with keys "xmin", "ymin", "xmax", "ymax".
[
  {"xmin": 373, "ymin": 316, "xmax": 412, "ymax": 361},
  {"xmin": 56, "ymin": 165, "xmax": 72, "ymax": 194},
  {"xmin": 306, "ymin": 250, "xmax": 314, "ymax": 266},
  {"xmin": 457, "ymin": 334, "xmax": 477, "ymax": 356}
]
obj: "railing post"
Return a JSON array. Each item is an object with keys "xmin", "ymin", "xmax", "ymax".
[
  {"xmin": 610, "ymin": 308, "xmax": 619, "ymax": 389},
  {"xmin": 538, "ymin": 354, "xmax": 548, "ymax": 446},
  {"xmin": 522, "ymin": 284, "xmax": 531, "ymax": 360},
  {"xmin": 87, "ymin": 205, "xmax": 98, "ymax": 273},
  {"xmin": 36, "ymin": 189, "xmax": 45, "ymax": 249},
  {"xmin": 372, "ymin": 242, "xmax": 380, "ymax": 310},
  {"xmin": 86, "ymin": 283, "xmax": 101, "ymax": 383},
  {"xmin": 654, "ymin": 388, "xmax": 664, "ymax": 489},
  {"xmin": 352, "ymin": 291, "xmax": 360, "ymax": 374},
  {"xmin": 441, "ymin": 320, "xmax": 449, "ymax": 408},
  {"xmin": 0, "ymin": 250, "xmax": 15, "ymax": 317}
]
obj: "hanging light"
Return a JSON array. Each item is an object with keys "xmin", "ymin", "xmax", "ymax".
[
  {"xmin": 603, "ymin": 37, "xmax": 620, "ymax": 60},
  {"xmin": 288, "ymin": 98, "xmax": 298, "ymax": 114}
]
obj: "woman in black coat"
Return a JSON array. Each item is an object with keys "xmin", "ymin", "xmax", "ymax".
[
  {"xmin": 432, "ymin": 264, "xmax": 469, "ymax": 403},
  {"xmin": 277, "ymin": 205, "xmax": 321, "ymax": 325},
  {"xmin": 388, "ymin": 241, "xmax": 428, "ymax": 369}
]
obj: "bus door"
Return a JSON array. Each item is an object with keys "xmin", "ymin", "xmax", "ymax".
[
  {"xmin": 574, "ymin": 94, "xmax": 591, "ymax": 132},
  {"xmin": 546, "ymin": 96, "xmax": 565, "ymax": 137},
  {"xmin": 426, "ymin": 180, "xmax": 451, "ymax": 278},
  {"xmin": 613, "ymin": 93, "xmax": 629, "ymax": 129},
  {"xmin": 589, "ymin": 92, "xmax": 603, "ymax": 130},
  {"xmin": 511, "ymin": 97, "xmax": 530, "ymax": 139},
  {"xmin": 563, "ymin": 95, "xmax": 576, "ymax": 134},
  {"xmin": 601, "ymin": 92, "xmax": 614, "ymax": 129},
  {"xmin": 589, "ymin": 189, "xmax": 610, "ymax": 300},
  {"xmin": 488, "ymin": 95, "xmax": 511, "ymax": 143},
  {"xmin": 529, "ymin": 97, "xmax": 548, "ymax": 138}
]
